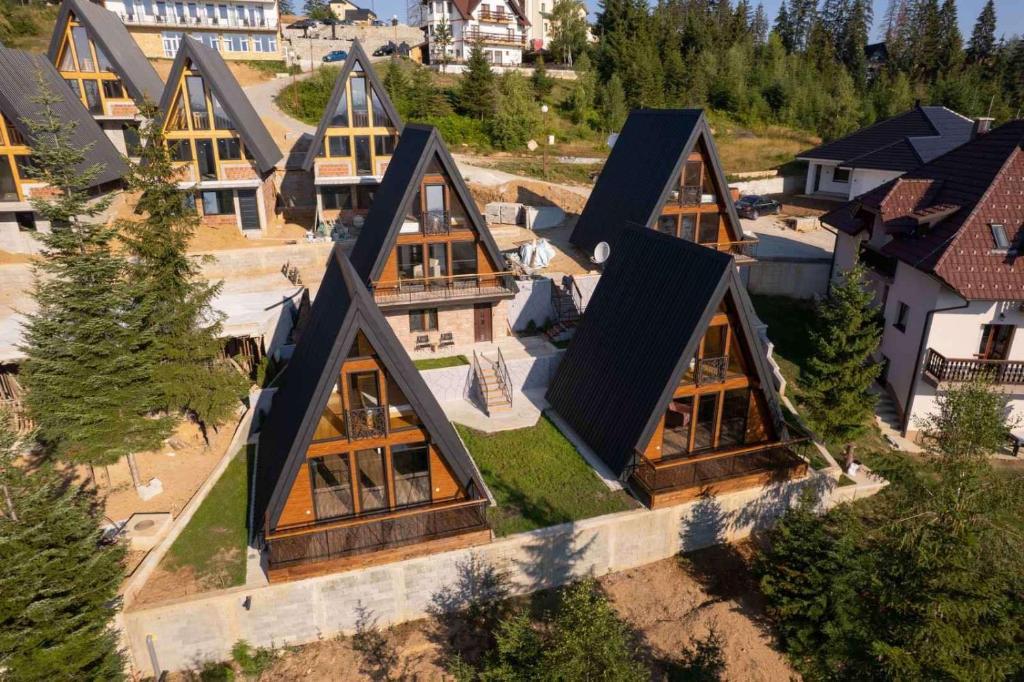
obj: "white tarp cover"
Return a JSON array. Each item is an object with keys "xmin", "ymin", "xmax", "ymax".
[{"xmin": 519, "ymin": 239, "xmax": 556, "ymax": 269}]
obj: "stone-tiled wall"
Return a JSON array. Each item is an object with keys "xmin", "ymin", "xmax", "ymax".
[
  {"xmin": 122, "ymin": 471, "xmax": 884, "ymax": 677},
  {"xmin": 384, "ymin": 300, "xmax": 511, "ymax": 353}
]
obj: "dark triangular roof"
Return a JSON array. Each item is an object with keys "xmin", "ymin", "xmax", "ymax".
[
  {"xmin": 47, "ymin": 0, "xmax": 164, "ymax": 105},
  {"xmin": 301, "ymin": 39, "xmax": 402, "ymax": 172},
  {"xmin": 254, "ymin": 245, "xmax": 487, "ymax": 531},
  {"xmin": 547, "ymin": 227, "xmax": 785, "ymax": 476},
  {"xmin": 157, "ymin": 37, "xmax": 282, "ymax": 173},
  {"xmin": 0, "ymin": 46, "xmax": 127, "ymax": 188},
  {"xmin": 349, "ymin": 123, "xmax": 511, "ymax": 286},
  {"xmin": 570, "ymin": 109, "xmax": 748, "ymax": 254}
]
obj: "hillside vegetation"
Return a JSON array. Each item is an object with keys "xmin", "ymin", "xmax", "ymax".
[{"xmin": 0, "ymin": 0, "xmax": 58, "ymax": 53}]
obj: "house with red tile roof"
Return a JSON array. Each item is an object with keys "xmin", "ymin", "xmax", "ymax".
[
  {"xmin": 823, "ymin": 119, "xmax": 1024, "ymax": 440},
  {"xmin": 797, "ymin": 104, "xmax": 973, "ymax": 201},
  {"xmin": 408, "ymin": 0, "xmax": 530, "ymax": 66}
]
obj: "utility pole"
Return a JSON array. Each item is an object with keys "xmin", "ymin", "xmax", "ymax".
[{"xmin": 541, "ymin": 103, "xmax": 549, "ymax": 179}]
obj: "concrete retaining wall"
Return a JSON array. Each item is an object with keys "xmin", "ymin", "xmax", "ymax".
[
  {"xmin": 123, "ymin": 471, "xmax": 884, "ymax": 676},
  {"xmin": 418, "ymin": 350, "xmax": 563, "ymax": 403},
  {"xmin": 507, "ymin": 278, "xmax": 555, "ymax": 332},
  {"xmin": 198, "ymin": 242, "xmax": 334, "ymax": 287},
  {"xmin": 729, "ymin": 175, "xmax": 804, "ymax": 197},
  {"xmin": 747, "ymin": 257, "xmax": 831, "ymax": 299}
]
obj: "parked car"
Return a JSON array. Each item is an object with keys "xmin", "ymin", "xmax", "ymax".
[
  {"xmin": 322, "ymin": 50, "xmax": 348, "ymax": 63},
  {"xmin": 373, "ymin": 42, "xmax": 396, "ymax": 56},
  {"xmin": 286, "ymin": 18, "xmax": 317, "ymax": 29},
  {"xmin": 372, "ymin": 19, "xmax": 389, "ymax": 26},
  {"xmin": 735, "ymin": 194, "xmax": 781, "ymax": 219}
]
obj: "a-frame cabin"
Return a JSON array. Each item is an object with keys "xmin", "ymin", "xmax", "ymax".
[
  {"xmin": 254, "ymin": 246, "xmax": 491, "ymax": 581},
  {"xmin": 301, "ymin": 40, "xmax": 402, "ymax": 233},
  {"xmin": 156, "ymin": 36, "xmax": 282, "ymax": 235},
  {"xmin": 548, "ymin": 228, "xmax": 806, "ymax": 509},
  {"xmin": 571, "ymin": 109, "xmax": 754, "ymax": 264},
  {"xmin": 47, "ymin": 0, "xmax": 164, "ymax": 158},
  {"xmin": 349, "ymin": 123, "xmax": 516, "ymax": 353}
]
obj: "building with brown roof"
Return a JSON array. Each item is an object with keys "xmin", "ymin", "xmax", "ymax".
[
  {"xmin": 823, "ymin": 119, "xmax": 1024, "ymax": 439},
  {"xmin": 407, "ymin": 0, "xmax": 530, "ymax": 65}
]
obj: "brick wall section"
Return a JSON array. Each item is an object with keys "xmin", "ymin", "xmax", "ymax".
[
  {"xmin": 260, "ymin": 174, "xmax": 277, "ymax": 226},
  {"xmin": 316, "ymin": 161, "xmax": 352, "ymax": 177},
  {"xmin": 108, "ymin": 102, "xmax": 140, "ymax": 118},
  {"xmin": 121, "ymin": 471, "xmax": 886, "ymax": 677},
  {"xmin": 383, "ymin": 300, "xmax": 510, "ymax": 353},
  {"xmin": 223, "ymin": 164, "xmax": 260, "ymax": 182}
]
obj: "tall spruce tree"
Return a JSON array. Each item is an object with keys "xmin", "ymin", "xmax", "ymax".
[
  {"xmin": 598, "ymin": 72, "xmax": 627, "ymax": 132},
  {"xmin": 383, "ymin": 58, "xmax": 411, "ymax": 116},
  {"xmin": 910, "ymin": 0, "xmax": 945, "ymax": 79},
  {"xmin": 117, "ymin": 107, "xmax": 247, "ymax": 437},
  {"xmin": 0, "ymin": 409, "xmax": 127, "ymax": 679},
  {"xmin": 842, "ymin": 0, "xmax": 871, "ymax": 87},
  {"xmin": 751, "ymin": 2, "xmax": 769, "ymax": 45},
  {"xmin": 966, "ymin": 0, "xmax": 997, "ymax": 64},
  {"xmin": 458, "ymin": 41, "xmax": 496, "ymax": 120},
  {"xmin": 19, "ymin": 81, "xmax": 168, "ymax": 466},
  {"xmin": 802, "ymin": 264, "xmax": 882, "ymax": 445},
  {"xmin": 773, "ymin": 1, "xmax": 794, "ymax": 51},
  {"xmin": 936, "ymin": 0, "xmax": 964, "ymax": 72}
]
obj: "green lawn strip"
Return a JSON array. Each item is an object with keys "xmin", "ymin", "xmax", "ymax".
[
  {"xmin": 163, "ymin": 446, "xmax": 251, "ymax": 588},
  {"xmin": 456, "ymin": 415, "xmax": 637, "ymax": 537},
  {"xmin": 413, "ymin": 355, "xmax": 470, "ymax": 370}
]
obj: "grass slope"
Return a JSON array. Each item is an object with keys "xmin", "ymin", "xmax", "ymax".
[
  {"xmin": 413, "ymin": 354, "xmax": 469, "ymax": 370},
  {"xmin": 163, "ymin": 446, "xmax": 251, "ymax": 588},
  {"xmin": 456, "ymin": 415, "xmax": 636, "ymax": 536}
]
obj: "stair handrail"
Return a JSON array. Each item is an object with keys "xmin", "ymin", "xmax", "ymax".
[
  {"xmin": 571, "ymin": 278, "xmax": 586, "ymax": 316},
  {"xmin": 495, "ymin": 347, "xmax": 513, "ymax": 408},
  {"xmin": 471, "ymin": 350, "xmax": 489, "ymax": 406}
]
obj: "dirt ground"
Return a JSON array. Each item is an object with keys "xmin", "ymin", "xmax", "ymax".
[
  {"xmin": 132, "ymin": 550, "xmax": 244, "ymax": 607},
  {"xmin": 0, "ymin": 250, "xmax": 33, "ymax": 264},
  {"xmin": 171, "ymin": 549, "xmax": 796, "ymax": 681},
  {"xmin": 96, "ymin": 413, "xmax": 241, "ymax": 522},
  {"xmin": 467, "ymin": 179, "xmax": 589, "ymax": 216},
  {"xmin": 187, "ymin": 219, "xmax": 311, "ymax": 252},
  {"xmin": 150, "ymin": 58, "xmax": 276, "ymax": 87}
]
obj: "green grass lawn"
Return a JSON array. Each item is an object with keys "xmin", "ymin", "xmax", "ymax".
[
  {"xmin": 413, "ymin": 355, "xmax": 470, "ymax": 370},
  {"xmin": 456, "ymin": 415, "xmax": 637, "ymax": 536},
  {"xmin": 163, "ymin": 446, "xmax": 251, "ymax": 589}
]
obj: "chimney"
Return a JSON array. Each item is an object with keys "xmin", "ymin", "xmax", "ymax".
[{"xmin": 973, "ymin": 117, "xmax": 995, "ymax": 137}]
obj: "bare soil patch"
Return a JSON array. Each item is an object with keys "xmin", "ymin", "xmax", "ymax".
[
  {"xmin": 467, "ymin": 179, "xmax": 589, "ymax": 216},
  {"xmin": 165, "ymin": 548, "xmax": 795, "ymax": 680},
  {"xmin": 150, "ymin": 58, "xmax": 274, "ymax": 87},
  {"xmin": 187, "ymin": 220, "xmax": 309, "ymax": 252},
  {"xmin": 0, "ymin": 250, "xmax": 33, "ymax": 264}
]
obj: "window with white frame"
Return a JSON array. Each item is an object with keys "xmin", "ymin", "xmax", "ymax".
[
  {"xmin": 224, "ymin": 33, "xmax": 248, "ymax": 51},
  {"xmin": 161, "ymin": 31, "xmax": 183, "ymax": 57},
  {"xmin": 252, "ymin": 33, "xmax": 276, "ymax": 52}
]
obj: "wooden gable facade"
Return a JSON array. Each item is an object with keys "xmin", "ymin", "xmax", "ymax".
[
  {"xmin": 156, "ymin": 37, "xmax": 281, "ymax": 233},
  {"xmin": 255, "ymin": 247, "xmax": 490, "ymax": 581},
  {"xmin": 302, "ymin": 40, "xmax": 402, "ymax": 224},
  {"xmin": 548, "ymin": 228, "xmax": 805, "ymax": 509},
  {"xmin": 570, "ymin": 110, "xmax": 754, "ymax": 263},
  {"xmin": 349, "ymin": 124, "xmax": 515, "ymax": 350}
]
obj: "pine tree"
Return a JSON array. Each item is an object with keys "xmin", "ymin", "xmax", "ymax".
[
  {"xmin": 773, "ymin": 1, "xmax": 794, "ymax": 51},
  {"xmin": 598, "ymin": 72, "xmax": 627, "ymax": 132},
  {"xmin": 731, "ymin": 0, "xmax": 752, "ymax": 41},
  {"xmin": 117, "ymin": 107, "xmax": 248, "ymax": 437},
  {"xmin": 434, "ymin": 15, "xmax": 453, "ymax": 73},
  {"xmin": 802, "ymin": 264, "xmax": 882, "ymax": 445},
  {"xmin": 457, "ymin": 41, "xmax": 496, "ymax": 120},
  {"xmin": 531, "ymin": 54, "xmax": 555, "ymax": 99},
  {"xmin": 407, "ymin": 65, "xmax": 446, "ymax": 119},
  {"xmin": 966, "ymin": 0, "xmax": 997, "ymax": 64},
  {"xmin": 936, "ymin": 0, "xmax": 964, "ymax": 72},
  {"xmin": 20, "ymin": 81, "xmax": 167, "ymax": 466},
  {"xmin": 383, "ymin": 58, "xmax": 410, "ymax": 117},
  {"xmin": 910, "ymin": 0, "xmax": 944, "ymax": 79},
  {"xmin": 0, "ymin": 409, "xmax": 127, "ymax": 679},
  {"xmin": 488, "ymin": 72, "xmax": 539, "ymax": 150},
  {"xmin": 883, "ymin": 0, "xmax": 914, "ymax": 70},
  {"xmin": 750, "ymin": 2, "xmax": 769, "ymax": 45},
  {"xmin": 842, "ymin": 0, "xmax": 871, "ymax": 87},
  {"xmin": 786, "ymin": 0, "xmax": 818, "ymax": 51},
  {"xmin": 568, "ymin": 52, "xmax": 596, "ymax": 124},
  {"xmin": 819, "ymin": 0, "xmax": 849, "ymax": 41}
]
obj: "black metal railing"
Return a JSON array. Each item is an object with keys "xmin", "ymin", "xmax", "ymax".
[
  {"xmin": 631, "ymin": 442, "xmax": 807, "ymax": 494},
  {"xmin": 495, "ymin": 347, "xmax": 513, "ymax": 408},
  {"xmin": 345, "ymin": 406, "xmax": 387, "ymax": 440},
  {"xmin": 372, "ymin": 273, "xmax": 516, "ymax": 305},
  {"xmin": 924, "ymin": 348, "xmax": 1024, "ymax": 385},
  {"xmin": 696, "ymin": 356, "xmax": 728, "ymax": 385},
  {"xmin": 422, "ymin": 210, "xmax": 449, "ymax": 235},
  {"xmin": 266, "ymin": 498, "xmax": 489, "ymax": 570}
]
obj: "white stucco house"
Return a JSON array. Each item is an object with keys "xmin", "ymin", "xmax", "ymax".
[
  {"xmin": 407, "ymin": 0, "xmax": 530, "ymax": 65},
  {"xmin": 798, "ymin": 105, "xmax": 974, "ymax": 201},
  {"xmin": 824, "ymin": 118, "xmax": 1024, "ymax": 441}
]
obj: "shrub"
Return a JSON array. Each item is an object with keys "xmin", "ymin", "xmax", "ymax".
[
  {"xmin": 424, "ymin": 114, "xmax": 490, "ymax": 149},
  {"xmin": 230, "ymin": 640, "xmax": 275, "ymax": 678}
]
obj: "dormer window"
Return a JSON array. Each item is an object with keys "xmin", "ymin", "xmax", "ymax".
[{"xmin": 991, "ymin": 223, "xmax": 1010, "ymax": 251}]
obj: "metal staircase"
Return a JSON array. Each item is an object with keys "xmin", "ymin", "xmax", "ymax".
[{"xmin": 472, "ymin": 349, "xmax": 513, "ymax": 415}]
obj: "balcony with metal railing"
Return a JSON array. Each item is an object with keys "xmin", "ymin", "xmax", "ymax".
[
  {"xmin": 630, "ymin": 441, "xmax": 808, "ymax": 506},
  {"xmin": 680, "ymin": 355, "xmax": 746, "ymax": 387},
  {"xmin": 477, "ymin": 7, "xmax": 511, "ymax": 22},
  {"xmin": 463, "ymin": 27, "xmax": 526, "ymax": 46},
  {"xmin": 923, "ymin": 348, "xmax": 1024, "ymax": 387},
  {"xmin": 371, "ymin": 272, "xmax": 517, "ymax": 306},
  {"xmin": 116, "ymin": 12, "xmax": 274, "ymax": 30}
]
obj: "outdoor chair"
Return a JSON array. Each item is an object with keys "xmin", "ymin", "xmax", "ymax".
[
  {"xmin": 439, "ymin": 332, "xmax": 455, "ymax": 348},
  {"xmin": 414, "ymin": 335, "xmax": 434, "ymax": 352}
]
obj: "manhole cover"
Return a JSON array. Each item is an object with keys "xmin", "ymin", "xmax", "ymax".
[{"xmin": 133, "ymin": 520, "xmax": 156, "ymax": 531}]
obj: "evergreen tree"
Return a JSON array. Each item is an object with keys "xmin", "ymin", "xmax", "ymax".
[
  {"xmin": 20, "ymin": 82, "xmax": 167, "ymax": 466},
  {"xmin": 750, "ymin": 2, "xmax": 769, "ymax": 45},
  {"xmin": 457, "ymin": 41, "xmax": 496, "ymax": 120},
  {"xmin": 568, "ymin": 52, "xmax": 597, "ymax": 124},
  {"xmin": 598, "ymin": 72, "xmax": 627, "ymax": 131},
  {"xmin": 434, "ymin": 15, "xmax": 453, "ymax": 73},
  {"xmin": 489, "ymin": 72, "xmax": 539, "ymax": 150},
  {"xmin": 773, "ymin": 1, "xmax": 794, "ymax": 51},
  {"xmin": 786, "ymin": 0, "xmax": 818, "ymax": 51},
  {"xmin": 802, "ymin": 264, "xmax": 882, "ymax": 445},
  {"xmin": 383, "ymin": 58, "xmax": 410, "ymax": 116},
  {"xmin": 910, "ymin": 0, "xmax": 945, "ymax": 79},
  {"xmin": 531, "ymin": 54, "xmax": 555, "ymax": 99},
  {"xmin": 547, "ymin": 0, "xmax": 588, "ymax": 66},
  {"xmin": 117, "ymin": 107, "xmax": 248, "ymax": 436},
  {"xmin": 305, "ymin": 0, "xmax": 333, "ymax": 21},
  {"xmin": 842, "ymin": 0, "xmax": 871, "ymax": 87},
  {"xmin": 916, "ymin": 379, "xmax": 1014, "ymax": 458},
  {"xmin": 936, "ymin": 0, "xmax": 964, "ymax": 72},
  {"xmin": 731, "ymin": 0, "xmax": 752, "ymax": 42},
  {"xmin": 883, "ymin": 0, "xmax": 914, "ymax": 70},
  {"xmin": 661, "ymin": 35, "xmax": 687, "ymax": 106},
  {"xmin": 819, "ymin": 0, "xmax": 849, "ymax": 40},
  {"xmin": 407, "ymin": 65, "xmax": 446, "ymax": 119},
  {"xmin": 966, "ymin": 0, "xmax": 997, "ymax": 64},
  {"xmin": 0, "ymin": 409, "xmax": 127, "ymax": 679}
]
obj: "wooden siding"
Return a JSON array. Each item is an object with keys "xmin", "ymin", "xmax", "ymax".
[
  {"xmin": 430, "ymin": 443, "xmax": 462, "ymax": 501},
  {"xmin": 278, "ymin": 463, "xmax": 315, "ymax": 527}
]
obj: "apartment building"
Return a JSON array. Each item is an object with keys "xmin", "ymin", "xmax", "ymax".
[{"xmin": 100, "ymin": 0, "xmax": 282, "ymax": 60}]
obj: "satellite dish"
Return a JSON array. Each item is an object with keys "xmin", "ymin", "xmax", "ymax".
[
  {"xmin": 593, "ymin": 241, "xmax": 611, "ymax": 264},
  {"xmin": 606, "ymin": 133, "xmax": 619, "ymax": 149}
]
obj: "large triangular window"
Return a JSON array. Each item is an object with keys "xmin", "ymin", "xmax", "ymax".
[{"xmin": 370, "ymin": 87, "xmax": 393, "ymax": 128}]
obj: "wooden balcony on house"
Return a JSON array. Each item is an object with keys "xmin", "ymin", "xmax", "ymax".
[
  {"xmin": 630, "ymin": 441, "xmax": 809, "ymax": 508},
  {"xmin": 923, "ymin": 348, "xmax": 1024, "ymax": 387},
  {"xmin": 477, "ymin": 8, "xmax": 511, "ymax": 22},
  {"xmin": 463, "ymin": 27, "xmax": 526, "ymax": 46},
  {"xmin": 371, "ymin": 272, "xmax": 517, "ymax": 306},
  {"xmin": 265, "ymin": 497, "xmax": 490, "ymax": 580},
  {"xmin": 314, "ymin": 397, "xmax": 420, "ymax": 443}
]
